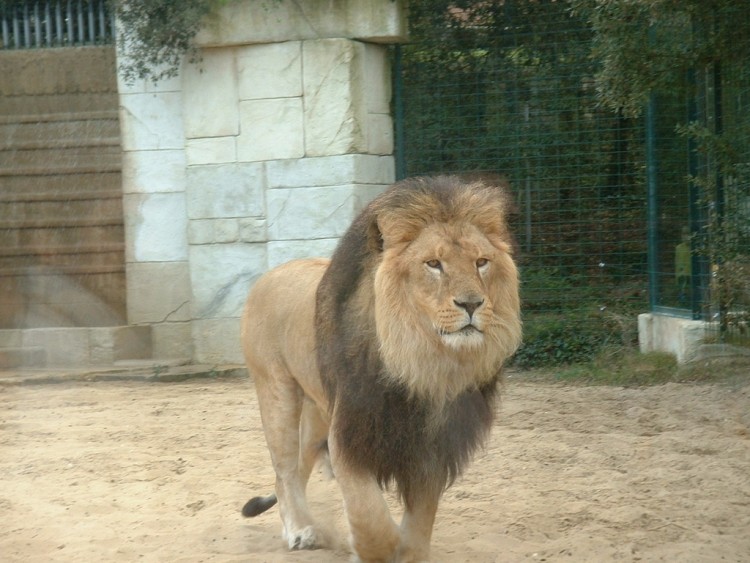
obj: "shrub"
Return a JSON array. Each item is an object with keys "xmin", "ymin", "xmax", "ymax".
[{"xmin": 513, "ymin": 310, "xmax": 633, "ymax": 369}]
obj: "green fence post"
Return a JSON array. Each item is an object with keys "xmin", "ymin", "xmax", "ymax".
[
  {"xmin": 646, "ymin": 92, "xmax": 659, "ymax": 312},
  {"xmin": 393, "ymin": 44, "xmax": 406, "ymax": 181}
]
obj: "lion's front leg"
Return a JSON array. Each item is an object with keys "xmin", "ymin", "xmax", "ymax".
[
  {"xmin": 329, "ymin": 436, "xmax": 400, "ymax": 562},
  {"xmin": 397, "ymin": 484, "xmax": 442, "ymax": 562}
]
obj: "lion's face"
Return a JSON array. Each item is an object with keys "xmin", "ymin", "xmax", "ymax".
[{"xmin": 373, "ymin": 219, "xmax": 521, "ymax": 404}]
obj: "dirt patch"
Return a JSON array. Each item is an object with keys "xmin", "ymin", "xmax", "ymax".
[{"xmin": 1, "ymin": 375, "xmax": 749, "ymax": 562}]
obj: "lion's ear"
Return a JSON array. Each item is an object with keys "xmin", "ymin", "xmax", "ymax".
[
  {"xmin": 376, "ymin": 212, "xmax": 424, "ymax": 250},
  {"xmin": 367, "ymin": 216, "xmax": 384, "ymax": 253}
]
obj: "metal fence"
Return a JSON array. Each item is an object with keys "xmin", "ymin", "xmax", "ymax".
[
  {"xmin": 0, "ymin": 0, "xmax": 113, "ymax": 48},
  {"xmin": 394, "ymin": 1, "xmax": 749, "ymax": 366},
  {"xmin": 648, "ymin": 58, "xmax": 750, "ymax": 347},
  {"xmin": 394, "ymin": 2, "xmax": 648, "ymax": 367}
]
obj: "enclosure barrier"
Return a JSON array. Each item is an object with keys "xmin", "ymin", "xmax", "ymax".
[
  {"xmin": 0, "ymin": 0, "xmax": 113, "ymax": 48},
  {"xmin": 394, "ymin": 0, "xmax": 749, "ymax": 365}
]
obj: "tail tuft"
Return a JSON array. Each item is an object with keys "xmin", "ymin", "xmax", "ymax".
[{"xmin": 241, "ymin": 494, "xmax": 278, "ymax": 517}]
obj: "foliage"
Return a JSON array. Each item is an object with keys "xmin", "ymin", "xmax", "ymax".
[
  {"xmin": 571, "ymin": 0, "xmax": 750, "ymax": 118},
  {"xmin": 512, "ymin": 310, "xmax": 637, "ymax": 369},
  {"xmin": 110, "ymin": 0, "xmax": 238, "ymax": 84},
  {"xmin": 401, "ymin": 1, "xmax": 650, "ymax": 362}
]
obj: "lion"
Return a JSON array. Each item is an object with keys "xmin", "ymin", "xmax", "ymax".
[{"xmin": 240, "ymin": 175, "xmax": 522, "ymax": 562}]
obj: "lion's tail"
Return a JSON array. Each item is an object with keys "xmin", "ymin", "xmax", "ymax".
[{"xmin": 241, "ymin": 494, "xmax": 278, "ymax": 517}]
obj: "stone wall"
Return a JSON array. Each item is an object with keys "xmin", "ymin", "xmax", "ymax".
[{"xmin": 118, "ymin": 0, "xmax": 406, "ymax": 363}]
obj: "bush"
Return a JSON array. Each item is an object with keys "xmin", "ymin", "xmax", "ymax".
[{"xmin": 513, "ymin": 310, "xmax": 633, "ymax": 369}]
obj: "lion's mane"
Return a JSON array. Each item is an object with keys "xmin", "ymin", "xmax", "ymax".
[{"xmin": 315, "ymin": 175, "xmax": 522, "ymax": 507}]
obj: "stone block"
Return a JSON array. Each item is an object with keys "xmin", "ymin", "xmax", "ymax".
[
  {"xmin": 266, "ymin": 154, "xmax": 395, "ymax": 188},
  {"xmin": 267, "ymin": 184, "xmax": 383, "ymax": 240},
  {"xmin": 151, "ymin": 322, "xmax": 193, "ymax": 360},
  {"xmin": 303, "ymin": 39, "xmax": 367, "ymax": 156},
  {"xmin": 194, "ymin": 0, "xmax": 407, "ymax": 47},
  {"xmin": 237, "ymin": 41, "xmax": 303, "ymax": 100},
  {"xmin": 267, "ymin": 239, "xmax": 339, "ymax": 268},
  {"xmin": 188, "ymin": 219, "xmax": 243, "ymax": 244},
  {"xmin": 90, "ymin": 326, "xmax": 152, "ymax": 365},
  {"xmin": 214, "ymin": 219, "xmax": 240, "ymax": 243},
  {"xmin": 0, "ymin": 329, "xmax": 22, "ymax": 347},
  {"xmin": 189, "ymin": 243, "xmax": 267, "ymax": 319},
  {"xmin": 188, "ymin": 219, "xmax": 214, "ymax": 245},
  {"xmin": 185, "ymin": 137, "xmax": 237, "ymax": 165},
  {"xmin": 239, "ymin": 218, "xmax": 267, "ymax": 242},
  {"xmin": 367, "ymin": 113, "xmax": 394, "ymax": 155},
  {"xmin": 237, "ymin": 98, "xmax": 304, "ymax": 162},
  {"xmin": 126, "ymin": 262, "xmax": 192, "ymax": 324},
  {"xmin": 182, "ymin": 48, "xmax": 239, "ymax": 138},
  {"xmin": 192, "ymin": 317, "xmax": 243, "ymax": 364},
  {"xmin": 363, "ymin": 43, "xmax": 391, "ymax": 113},
  {"xmin": 638, "ymin": 313, "xmax": 707, "ymax": 364},
  {"xmin": 122, "ymin": 149, "xmax": 187, "ymax": 194},
  {"xmin": 23, "ymin": 328, "xmax": 89, "ymax": 367},
  {"xmin": 119, "ymin": 92, "xmax": 185, "ymax": 151},
  {"xmin": 186, "ymin": 163, "xmax": 265, "ymax": 219},
  {"xmin": 124, "ymin": 193, "xmax": 188, "ymax": 262}
]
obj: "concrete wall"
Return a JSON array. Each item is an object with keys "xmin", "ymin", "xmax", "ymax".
[
  {"xmin": 638, "ymin": 313, "xmax": 706, "ymax": 364},
  {"xmin": 118, "ymin": 0, "xmax": 406, "ymax": 363}
]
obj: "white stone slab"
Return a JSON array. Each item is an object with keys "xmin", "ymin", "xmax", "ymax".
[
  {"xmin": 186, "ymin": 163, "xmax": 265, "ymax": 219},
  {"xmin": 122, "ymin": 149, "xmax": 187, "ymax": 194},
  {"xmin": 151, "ymin": 322, "xmax": 193, "ymax": 360},
  {"xmin": 182, "ymin": 48, "xmax": 239, "ymax": 138},
  {"xmin": 189, "ymin": 243, "xmax": 267, "ymax": 318},
  {"xmin": 237, "ymin": 41, "xmax": 303, "ymax": 100},
  {"xmin": 239, "ymin": 217, "xmax": 268, "ymax": 242},
  {"xmin": 363, "ymin": 43, "xmax": 391, "ymax": 114},
  {"xmin": 194, "ymin": 0, "xmax": 407, "ymax": 47},
  {"xmin": 124, "ymin": 192, "xmax": 189, "ymax": 262},
  {"xmin": 119, "ymin": 92, "xmax": 185, "ymax": 151},
  {"xmin": 126, "ymin": 261, "xmax": 192, "ymax": 323},
  {"xmin": 267, "ymin": 183, "xmax": 385, "ymax": 240},
  {"xmin": 185, "ymin": 136, "xmax": 237, "ymax": 165},
  {"xmin": 214, "ymin": 219, "xmax": 240, "ymax": 243},
  {"xmin": 267, "ymin": 239, "xmax": 339, "ymax": 268},
  {"xmin": 266, "ymin": 154, "xmax": 395, "ymax": 188},
  {"xmin": 367, "ymin": 113, "xmax": 394, "ymax": 155},
  {"xmin": 303, "ymin": 39, "xmax": 367, "ymax": 156},
  {"xmin": 237, "ymin": 97, "xmax": 305, "ymax": 162}
]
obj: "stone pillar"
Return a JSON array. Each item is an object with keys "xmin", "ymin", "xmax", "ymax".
[
  {"xmin": 118, "ymin": 71, "xmax": 194, "ymax": 360},
  {"xmin": 118, "ymin": 0, "xmax": 406, "ymax": 364}
]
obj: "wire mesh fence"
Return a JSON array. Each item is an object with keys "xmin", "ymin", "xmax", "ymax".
[
  {"xmin": 395, "ymin": 2, "xmax": 648, "ymax": 367},
  {"xmin": 0, "ymin": 0, "xmax": 113, "ymax": 49}
]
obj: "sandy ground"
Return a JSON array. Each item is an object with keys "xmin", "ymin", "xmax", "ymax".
[{"xmin": 1, "ymin": 373, "xmax": 749, "ymax": 563}]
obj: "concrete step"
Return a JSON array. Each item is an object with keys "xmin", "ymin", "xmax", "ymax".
[
  {"xmin": 0, "ymin": 222, "xmax": 124, "ymax": 248},
  {"xmin": 0, "ymin": 92, "xmax": 119, "ymax": 116},
  {"xmin": 0, "ymin": 243, "xmax": 124, "ymax": 270},
  {"xmin": 0, "ymin": 190, "xmax": 123, "ymax": 221},
  {"xmin": 0, "ymin": 326, "xmax": 152, "ymax": 368},
  {"xmin": 0, "ymin": 111, "xmax": 119, "ymax": 142},
  {"xmin": 0, "ymin": 169, "xmax": 121, "ymax": 194},
  {"xmin": 0, "ymin": 346, "xmax": 45, "ymax": 369},
  {"xmin": 0, "ymin": 136, "xmax": 121, "ymax": 152},
  {"xmin": 0, "ymin": 144, "xmax": 121, "ymax": 169}
]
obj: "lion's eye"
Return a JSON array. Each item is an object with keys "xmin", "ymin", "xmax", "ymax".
[
  {"xmin": 426, "ymin": 259, "xmax": 442, "ymax": 271},
  {"xmin": 476, "ymin": 258, "xmax": 489, "ymax": 268}
]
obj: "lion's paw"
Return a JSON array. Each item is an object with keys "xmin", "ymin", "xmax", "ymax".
[{"xmin": 284, "ymin": 525, "xmax": 323, "ymax": 551}]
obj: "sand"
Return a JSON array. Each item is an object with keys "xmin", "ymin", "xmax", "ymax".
[{"xmin": 1, "ymin": 373, "xmax": 749, "ymax": 562}]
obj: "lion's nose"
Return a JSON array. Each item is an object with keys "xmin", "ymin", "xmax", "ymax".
[{"xmin": 454, "ymin": 298, "xmax": 484, "ymax": 318}]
